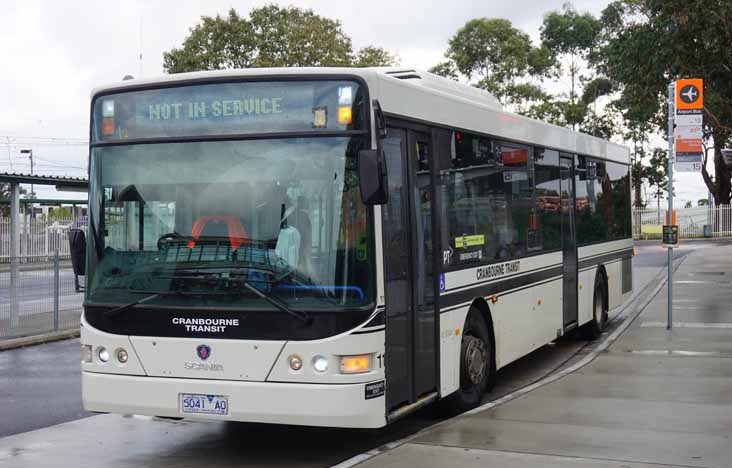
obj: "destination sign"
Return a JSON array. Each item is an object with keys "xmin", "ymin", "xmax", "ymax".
[{"xmin": 92, "ymin": 80, "xmax": 362, "ymax": 141}]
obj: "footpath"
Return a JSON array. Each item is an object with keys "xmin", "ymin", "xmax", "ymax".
[{"xmin": 353, "ymin": 244, "xmax": 732, "ymax": 468}]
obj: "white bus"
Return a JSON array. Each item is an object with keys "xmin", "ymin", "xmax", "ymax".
[{"xmin": 76, "ymin": 67, "xmax": 632, "ymax": 428}]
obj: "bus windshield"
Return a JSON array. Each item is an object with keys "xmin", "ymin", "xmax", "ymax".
[
  {"xmin": 86, "ymin": 79, "xmax": 373, "ymax": 317},
  {"xmin": 86, "ymin": 134, "xmax": 373, "ymax": 313}
]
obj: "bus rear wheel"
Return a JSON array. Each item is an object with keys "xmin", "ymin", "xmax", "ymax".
[
  {"xmin": 445, "ymin": 311, "xmax": 494, "ymax": 412},
  {"xmin": 582, "ymin": 276, "xmax": 607, "ymax": 340}
]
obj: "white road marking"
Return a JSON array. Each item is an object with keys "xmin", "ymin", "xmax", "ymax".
[{"xmin": 641, "ymin": 321, "xmax": 732, "ymax": 329}]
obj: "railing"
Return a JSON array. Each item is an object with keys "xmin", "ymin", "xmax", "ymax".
[
  {"xmin": 0, "ymin": 216, "xmax": 81, "ymax": 261},
  {"xmin": 0, "ymin": 251, "xmax": 82, "ymax": 339},
  {"xmin": 632, "ymin": 205, "xmax": 732, "ymax": 240}
]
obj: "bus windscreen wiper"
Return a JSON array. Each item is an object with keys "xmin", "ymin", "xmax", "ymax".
[
  {"xmin": 104, "ymin": 292, "xmax": 165, "ymax": 318},
  {"xmin": 237, "ymin": 282, "xmax": 311, "ymax": 324}
]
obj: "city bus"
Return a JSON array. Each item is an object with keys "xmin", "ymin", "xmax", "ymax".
[{"xmin": 74, "ymin": 67, "xmax": 632, "ymax": 428}]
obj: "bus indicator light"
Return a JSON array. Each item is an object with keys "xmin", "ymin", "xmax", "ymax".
[
  {"xmin": 337, "ymin": 106, "xmax": 352, "ymax": 125},
  {"xmin": 101, "ymin": 118, "xmax": 115, "ymax": 136},
  {"xmin": 340, "ymin": 354, "xmax": 371, "ymax": 374},
  {"xmin": 490, "ymin": 295, "xmax": 498, "ymax": 303},
  {"xmin": 81, "ymin": 344, "xmax": 93, "ymax": 363}
]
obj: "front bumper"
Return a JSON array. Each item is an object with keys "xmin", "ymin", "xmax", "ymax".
[{"xmin": 82, "ymin": 371, "xmax": 387, "ymax": 428}]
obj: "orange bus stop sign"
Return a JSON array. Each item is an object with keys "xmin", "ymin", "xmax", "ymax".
[{"xmin": 676, "ymin": 79, "xmax": 703, "ymax": 112}]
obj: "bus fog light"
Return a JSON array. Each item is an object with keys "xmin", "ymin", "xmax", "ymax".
[
  {"xmin": 340, "ymin": 354, "xmax": 371, "ymax": 374},
  {"xmin": 288, "ymin": 354, "xmax": 303, "ymax": 371},
  {"xmin": 97, "ymin": 347, "xmax": 109, "ymax": 363},
  {"xmin": 312, "ymin": 355, "xmax": 329, "ymax": 373},
  {"xmin": 81, "ymin": 345, "xmax": 93, "ymax": 363},
  {"xmin": 116, "ymin": 348, "xmax": 129, "ymax": 364}
]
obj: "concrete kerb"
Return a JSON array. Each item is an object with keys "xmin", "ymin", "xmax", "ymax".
[
  {"xmin": 0, "ymin": 328, "xmax": 80, "ymax": 351},
  {"xmin": 331, "ymin": 255, "xmax": 689, "ymax": 468}
]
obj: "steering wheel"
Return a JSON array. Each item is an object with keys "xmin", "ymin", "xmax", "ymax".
[{"xmin": 157, "ymin": 232, "xmax": 185, "ymax": 250}]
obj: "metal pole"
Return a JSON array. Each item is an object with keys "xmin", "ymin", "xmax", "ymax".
[
  {"xmin": 667, "ymin": 83, "xmax": 675, "ymax": 330},
  {"xmin": 9, "ymin": 183, "xmax": 21, "ymax": 333},
  {"xmin": 53, "ymin": 249, "xmax": 60, "ymax": 331}
]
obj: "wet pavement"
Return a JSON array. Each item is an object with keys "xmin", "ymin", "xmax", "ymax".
[
  {"xmin": 0, "ymin": 241, "xmax": 715, "ymax": 467},
  {"xmin": 355, "ymin": 241, "xmax": 732, "ymax": 468}
]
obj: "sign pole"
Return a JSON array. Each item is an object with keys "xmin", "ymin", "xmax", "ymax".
[{"xmin": 667, "ymin": 82, "xmax": 675, "ymax": 330}]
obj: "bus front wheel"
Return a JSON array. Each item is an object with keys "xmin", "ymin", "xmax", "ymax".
[{"xmin": 445, "ymin": 311, "xmax": 494, "ymax": 412}]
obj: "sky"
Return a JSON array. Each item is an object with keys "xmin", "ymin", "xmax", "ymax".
[{"xmin": 0, "ymin": 0, "xmax": 710, "ymax": 204}]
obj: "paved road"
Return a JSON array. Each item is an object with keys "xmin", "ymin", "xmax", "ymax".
[
  {"xmin": 0, "ymin": 339, "xmax": 89, "ymax": 438},
  {"xmin": 0, "ymin": 269, "xmax": 79, "ymax": 307},
  {"xmin": 0, "ymin": 241, "xmax": 707, "ymax": 467}
]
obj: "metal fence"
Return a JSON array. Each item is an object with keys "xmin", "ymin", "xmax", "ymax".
[
  {"xmin": 632, "ymin": 204, "xmax": 732, "ymax": 240},
  {"xmin": 1, "ymin": 214, "xmax": 84, "ymax": 339},
  {"xmin": 0, "ymin": 251, "xmax": 83, "ymax": 339},
  {"xmin": 0, "ymin": 215, "xmax": 78, "ymax": 261}
]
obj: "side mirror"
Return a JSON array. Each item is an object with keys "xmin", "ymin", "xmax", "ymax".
[
  {"xmin": 358, "ymin": 149, "xmax": 388, "ymax": 205},
  {"xmin": 68, "ymin": 228, "xmax": 86, "ymax": 276}
]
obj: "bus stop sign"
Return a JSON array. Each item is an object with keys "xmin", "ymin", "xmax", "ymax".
[{"xmin": 663, "ymin": 225, "xmax": 679, "ymax": 247}]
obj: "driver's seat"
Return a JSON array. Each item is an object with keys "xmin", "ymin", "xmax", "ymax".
[{"xmin": 188, "ymin": 215, "xmax": 249, "ymax": 251}]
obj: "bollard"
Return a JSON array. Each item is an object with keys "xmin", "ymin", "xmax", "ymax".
[{"xmin": 53, "ymin": 249, "xmax": 60, "ymax": 331}]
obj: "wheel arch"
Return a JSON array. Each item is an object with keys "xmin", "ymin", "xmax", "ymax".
[{"xmin": 468, "ymin": 298, "xmax": 497, "ymax": 371}]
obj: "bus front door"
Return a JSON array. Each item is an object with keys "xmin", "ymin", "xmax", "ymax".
[
  {"xmin": 381, "ymin": 127, "xmax": 437, "ymax": 414},
  {"xmin": 560, "ymin": 155, "xmax": 578, "ymax": 329}
]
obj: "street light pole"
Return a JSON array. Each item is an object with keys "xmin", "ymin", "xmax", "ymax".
[{"xmin": 20, "ymin": 149, "xmax": 34, "ymax": 197}]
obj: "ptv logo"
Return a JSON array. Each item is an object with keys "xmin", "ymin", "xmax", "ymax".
[{"xmin": 196, "ymin": 344, "xmax": 212, "ymax": 361}]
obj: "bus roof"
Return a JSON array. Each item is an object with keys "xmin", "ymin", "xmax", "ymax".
[{"xmin": 92, "ymin": 67, "xmax": 630, "ymax": 165}]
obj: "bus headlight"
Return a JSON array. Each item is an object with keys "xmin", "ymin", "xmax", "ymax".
[
  {"xmin": 97, "ymin": 346, "xmax": 110, "ymax": 363},
  {"xmin": 116, "ymin": 348, "xmax": 129, "ymax": 364},
  {"xmin": 312, "ymin": 355, "xmax": 329, "ymax": 373},
  {"xmin": 81, "ymin": 345, "xmax": 93, "ymax": 363},
  {"xmin": 340, "ymin": 354, "xmax": 371, "ymax": 374},
  {"xmin": 288, "ymin": 354, "xmax": 303, "ymax": 371}
]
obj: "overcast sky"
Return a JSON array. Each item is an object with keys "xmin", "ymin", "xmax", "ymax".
[{"xmin": 0, "ymin": 0, "xmax": 709, "ymax": 203}]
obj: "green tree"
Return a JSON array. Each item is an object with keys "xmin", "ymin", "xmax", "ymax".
[
  {"xmin": 353, "ymin": 46, "xmax": 398, "ymax": 68},
  {"xmin": 540, "ymin": 3, "xmax": 610, "ymax": 131},
  {"xmin": 646, "ymin": 148, "xmax": 670, "ymax": 213},
  {"xmin": 163, "ymin": 6, "xmax": 396, "ymax": 73},
  {"xmin": 432, "ymin": 18, "xmax": 556, "ymax": 112},
  {"xmin": 596, "ymin": 0, "xmax": 732, "ymax": 204}
]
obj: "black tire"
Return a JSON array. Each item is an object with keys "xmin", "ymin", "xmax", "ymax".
[
  {"xmin": 444, "ymin": 310, "xmax": 495, "ymax": 413},
  {"xmin": 582, "ymin": 275, "xmax": 607, "ymax": 340}
]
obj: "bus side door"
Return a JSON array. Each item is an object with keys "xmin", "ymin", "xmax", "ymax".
[{"xmin": 381, "ymin": 126, "xmax": 437, "ymax": 413}]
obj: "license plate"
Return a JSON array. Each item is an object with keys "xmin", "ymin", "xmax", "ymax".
[{"xmin": 180, "ymin": 393, "xmax": 229, "ymax": 415}]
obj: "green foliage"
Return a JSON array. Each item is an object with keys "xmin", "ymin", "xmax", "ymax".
[
  {"xmin": 353, "ymin": 46, "xmax": 398, "ymax": 68},
  {"xmin": 596, "ymin": 0, "xmax": 732, "ymax": 202},
  {"xmin": 439, "ymin": 18, "xmax": 556, "ymax": 109},
  {"xmin": 428, "ymin": 61, "xmax": 459, "ymax": 80},
  {"xmin": 541, "ymin": 3, "xmax": 602, "ymax": 59},
  {"xmin": 540, "ymin": 3, "xmax": 607, "ymax": 131},
  {"xmin": 163, "ymin": 6, "xmax": 396, "ymax": 72}
]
